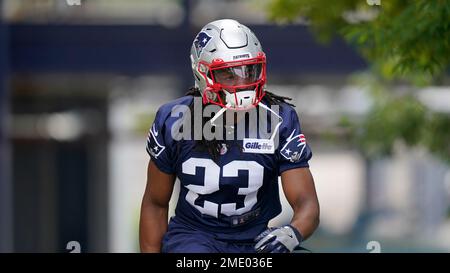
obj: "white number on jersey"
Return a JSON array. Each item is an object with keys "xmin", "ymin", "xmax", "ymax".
[{"xmin": 181, "ymin": 158, "xmax": 264, "ymax": 218}]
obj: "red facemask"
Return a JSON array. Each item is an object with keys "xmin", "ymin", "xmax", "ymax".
[{"xmin": 198, "ymin": 52, "xmax": 267, "ymax": 110}]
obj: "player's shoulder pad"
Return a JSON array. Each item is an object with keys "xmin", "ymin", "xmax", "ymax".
[
  {"xmin": 272, "ymin": 100, "xmax": 300, "ymax": 128},
  {"xmin": 154, "ymin": 95, "xmax": 194, "ymax": 124},
  {"xmin": 276, "ymin": 101, "xmax": 311, "ymax": 165},
  {"xmin": 151, "ymin": 95, "xmax": 194, "ymax": 143},
  {"xmin": 147, "ymin": 96, "xmax": 193, "ymax": 161}
]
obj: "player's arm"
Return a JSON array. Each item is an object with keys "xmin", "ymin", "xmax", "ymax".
[
  {"xmin": 254, "ymin": 167, "xmax": 319, "ymax": 253},
  {"xmin": 281, "ymin": 167, "xmax": 320, "ymax": 239},
  {"xmin": 139, "ymin": 160, "xmax": 175, "ymax": 253}
]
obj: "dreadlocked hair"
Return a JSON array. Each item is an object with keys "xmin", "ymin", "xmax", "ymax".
[{"xmin": 184, "ymin": 87, "xmax": 294, "ymax": 161}]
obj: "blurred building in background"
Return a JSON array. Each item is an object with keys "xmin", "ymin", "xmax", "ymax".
[{"xmin": 0, "ymin": 0, "xmax": 449, "ymax": 253}]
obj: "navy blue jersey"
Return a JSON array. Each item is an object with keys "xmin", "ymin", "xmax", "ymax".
[{"xmin": 146, "ymin": 95, "xmax": 312, "ymax": 242}]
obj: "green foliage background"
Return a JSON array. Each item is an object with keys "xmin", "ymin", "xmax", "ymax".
[{"xmin": 267, "ymin": 0, "xmax": 450, "ymax": 162}]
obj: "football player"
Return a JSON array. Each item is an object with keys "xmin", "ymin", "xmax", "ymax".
[{"xmin": 140, "ymin": 19, "xmax": 320, "ymax": 253}]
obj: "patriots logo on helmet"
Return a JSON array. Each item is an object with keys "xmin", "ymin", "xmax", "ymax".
[
  {"xmin": 146, "ymin": 124, "xmax": 166, "ymax": 158},
  {"xmin": 194, "ymin": 32, "xmax": 212, "ymax": 57},
  {"xmin": 280, "ymin": 129, "xmax": 307, "ymax": 163}
]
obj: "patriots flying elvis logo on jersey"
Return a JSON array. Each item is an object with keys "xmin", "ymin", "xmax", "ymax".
[
  {"xmin": 280, "ymin": 129, "xmax": 307, "ymax": 163},
  {"xmin": 146, "ymin": 124, "xmax": 166, "ymax": 158},
  {"xmin": 194, "ymin": 32, "xmax": 212, "ymax": 57}
]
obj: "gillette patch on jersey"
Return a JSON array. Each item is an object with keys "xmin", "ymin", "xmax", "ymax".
[{"xmin": 243, "ymin": 138, "xmax": 275, "ymax": 154}]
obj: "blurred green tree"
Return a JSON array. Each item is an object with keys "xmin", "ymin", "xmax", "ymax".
[{"xmin": 267, "ymin": 0, "xmax": 450, "ymax": 162}]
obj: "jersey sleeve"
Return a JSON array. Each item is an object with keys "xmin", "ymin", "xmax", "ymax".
[
  {"xmin": 146, "ymin": 107, "xmax": 176, "ymax": 174},
  {"xmin": 277, "ymin": 106, "xmax": 313, "ymax": 175}
]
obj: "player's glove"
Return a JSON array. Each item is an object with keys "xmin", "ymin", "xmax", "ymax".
[{"xmin": 254, "ymin": 225, "xmax": 303, "ymax": 253}]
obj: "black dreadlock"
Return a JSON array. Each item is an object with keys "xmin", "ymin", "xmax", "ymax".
[{"xmin": 184, "ymin": 87, "xmax": 294, "ymax": 161}]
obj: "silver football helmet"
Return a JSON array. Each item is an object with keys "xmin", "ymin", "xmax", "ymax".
[{"xmin": 190, "ymin": 19, "xmax": 266, "ymax": 110}]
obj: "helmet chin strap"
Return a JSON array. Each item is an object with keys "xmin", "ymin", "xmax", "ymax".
[
  {"xmin": 225, "ymin": 90, "xmax": 256, "ymax": 109},
  {"xmin": 209, "ymin": 101, "xmax": 283, "ymax": 142},
  {"xmin": 257, "ymin": 102, "xmax": 283, "ymax": 141},
  {"xmin": 210, "ymin": 89, "xmax": 254, "ymax": 126},
  {"xmin": 209, "ymin": 103, "xmax": 230, "ymax": 127}
]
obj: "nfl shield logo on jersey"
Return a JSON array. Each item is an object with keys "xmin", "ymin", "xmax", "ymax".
[
  {"xmin": 280, "ymin": 129, "xmax": 307, "ymax": 163},
  {"xmin": 146, "ymin": 124, "xmax": 166, "ymax": 158}
]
